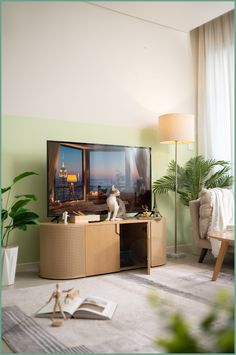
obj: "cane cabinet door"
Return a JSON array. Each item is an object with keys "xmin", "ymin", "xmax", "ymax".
[
  {"xmin": 150, "ymin": 218, "xmax": 166, "ymax": 267},
  {"xmin": 85, "ymin": 223, "xmax": 120, "ymax": 276},
  {"xmin": 40, "ymin": 224, "xmax": 86, "ymax": 279}
]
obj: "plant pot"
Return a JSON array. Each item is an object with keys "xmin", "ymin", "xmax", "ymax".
[{"xmin": 2, "ymin": 246, "xmax": 18, "ymax": 286}]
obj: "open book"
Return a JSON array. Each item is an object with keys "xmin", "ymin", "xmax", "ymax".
[{"xmin": 36, "ymin": 296, "xmax": 117, "ymax": 320}]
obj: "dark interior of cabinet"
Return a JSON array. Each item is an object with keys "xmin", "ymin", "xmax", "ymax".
[{"xmin": 120, "ymin": 223, "xmax": 147, "ymax": 268}]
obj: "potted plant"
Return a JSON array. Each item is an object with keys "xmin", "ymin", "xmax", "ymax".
[
  {"xmin": 153, "ymin": 155, "xmax": 233, "ymax": 206},
  {"xmin": 1, "ymin": 171, "xmax": 39, "ymax": 286}
]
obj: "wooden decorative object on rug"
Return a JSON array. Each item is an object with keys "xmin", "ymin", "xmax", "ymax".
[
  {"xmin": 51, "ymin": 320, "xmax": 63, "ymax": 327},
  {"xmin": 47, "ymin": 283, "xmax": 71, "ymax": 323},
  {"xmin": 64, "ymin": 289, "xmax": 80, "ymax": 303}
]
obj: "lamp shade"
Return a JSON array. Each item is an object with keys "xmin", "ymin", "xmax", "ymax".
[
  {"xmin": 159, "ymin": 113, "xmax": 195, "ymax": 144},
  {"xmin": 67, "ymin": 174, "xmax": 77, "ymax": 183}
]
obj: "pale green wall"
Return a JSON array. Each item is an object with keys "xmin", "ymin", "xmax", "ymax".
[{"xmin": 2, "ymin": 116, "xmax": 194, "ymax": 263}]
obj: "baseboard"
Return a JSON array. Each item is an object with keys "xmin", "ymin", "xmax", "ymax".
[
  {"xmin": 16, "ymin": 245, "xmax": 196, "ymax": 273},
  {"xmin": 16, "ymin": 262, "xmax": 40, "ymax": 273}
]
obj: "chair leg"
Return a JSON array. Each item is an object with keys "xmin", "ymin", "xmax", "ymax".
[{"xmin": 198, "ymin": 248, "xmax": 208, "ymax": 263}]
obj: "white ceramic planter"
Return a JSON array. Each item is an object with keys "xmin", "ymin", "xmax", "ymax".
[{"xmin": 2, "ymin": 246, "xmax": 18, "ymax": 286}]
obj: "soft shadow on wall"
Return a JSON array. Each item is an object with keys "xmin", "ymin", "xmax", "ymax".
[{"xmin": 140, "ymin": 124, "xmax": 195, "ymax": 248}]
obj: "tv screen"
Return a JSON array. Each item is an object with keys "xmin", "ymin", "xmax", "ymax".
[{"xmin": 47, "ymin": 141, "xmax": 151, "ymax": 217}]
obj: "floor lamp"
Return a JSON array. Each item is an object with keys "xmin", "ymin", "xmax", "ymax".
[{"xmin": 158, "ymin": 113, "xmax": 195, "ymax": 258}]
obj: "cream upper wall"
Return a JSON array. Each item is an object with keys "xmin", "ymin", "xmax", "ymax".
[
  {"xmin": 2, "ymin": 2, "xmax": 197, "ymax": 263},
  {"xmin": 2, "ymin": 1, "xmax": 196, "ymax": 128}
]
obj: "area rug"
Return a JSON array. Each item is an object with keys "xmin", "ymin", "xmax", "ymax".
[
  {"xmin": 2, "ymin": 306, "xmax": 93, "ymax": 353},
  {"xmin": 2, "ymin": 261, "xmax": 234, "ymax": 353},
  {"xmin": 124, "ymin": 262, "xmax": 234, "ymax": 305}
]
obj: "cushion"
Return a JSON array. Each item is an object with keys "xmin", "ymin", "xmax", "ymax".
[{"xmin": 198, "ymin": 188, "xmax": 213, "ymax": 239}]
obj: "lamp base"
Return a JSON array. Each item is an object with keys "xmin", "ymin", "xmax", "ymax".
[{"xmin": 167, "ymin": 251, "xmax": 185, "ymax": 259}]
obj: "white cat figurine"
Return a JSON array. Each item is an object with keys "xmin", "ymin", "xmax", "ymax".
[{"xmin": 106, "ymin": 186, "xmax": 126, "ymax": 221}]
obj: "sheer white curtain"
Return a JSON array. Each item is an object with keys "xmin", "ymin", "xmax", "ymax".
[{"xmin": 197, "ymin": 11, "xmax": 234, "ymax": 165}]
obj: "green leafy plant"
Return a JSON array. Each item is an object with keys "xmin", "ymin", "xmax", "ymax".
[
  {"xmin": 148, "ymin": 289, "xmax": 234, "ymax": 353},
  {"xmin": 1, "ymin": 172, "xmax": 39, "ymax": 247},
  {"xmin": 153, "ymin": 155, "xmax": 233, "ymax": 206}
]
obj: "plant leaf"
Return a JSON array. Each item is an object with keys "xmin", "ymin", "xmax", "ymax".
[
  {"xmin": 10, "ymin": 207, "xmax": 38, "ymax": 219},
  {"xmin": 11, "ymin": 199, "xmax": 32, "ymax": 214},
  {"xmin": 15, "ymin": 224, "xmax": 28, "ymax": 231},
  {"xmin": 201, "ymin": 313, "xmax": 216, "ymax": 331},
  {"xmin": 11, "ymin": 209, "xmax": 39, "ymax": 230},
  {"xmin": 153, "ymin": 175, "xmax": 176, "ymax": 194},
  {"xmin": 1, "ymin": 209, "xmax": 8, "ymax": 221},
  {"xmin": 1, "ymin": 186, "xmax": 11, "ymax": 194},
  {"xmin": 9, "ymin": 207, "xmax": 27, "ymax": 218},
  {"xmin": 15, "ymin": 194, "xmax": 37, "ymax": 201},
  {"xmin": 152, "ymin": 155, "xmax": 233, "ymax": 206},
  {"xmin": 15, "ymin": 220, "xmax": 39, "ymax": 231},
  {"xmin": 13, "ymin": 171, "xmax": 38, "ymax": 184}
]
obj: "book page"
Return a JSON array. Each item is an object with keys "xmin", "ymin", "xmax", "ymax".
[
  {"xmin": 79, "ymin": 297, "xmax": 108, "ymax": 314},
  {"xmin": 77, "ymin": 296, "xmax": 117, "ymax": 319}
]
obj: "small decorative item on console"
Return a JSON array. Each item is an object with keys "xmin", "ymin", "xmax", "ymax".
[
  {"xmin": 62, "ymin": 211, "xmax": 69, "ymax": 224},
  {"xmin": 70, "ymin": 210, "xmax": 100, "ymax": 223},
  {"xmin": 137, "ymin": 205, "xmax": 162, "ymax": 220}
]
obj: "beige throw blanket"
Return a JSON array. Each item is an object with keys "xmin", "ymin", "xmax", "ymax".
[{"xmin": 208, "ymin": 188, "xmax": 234, "ymax": 257}]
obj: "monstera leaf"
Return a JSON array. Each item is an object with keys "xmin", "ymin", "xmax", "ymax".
[{"xmin": 1, "ymin": 172, "xmax": 39, "ymax": 247}]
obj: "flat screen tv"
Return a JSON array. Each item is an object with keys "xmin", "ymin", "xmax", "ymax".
[{"xmin": 47, "ymin": 140, "xmax": 151, "ymax": 217}]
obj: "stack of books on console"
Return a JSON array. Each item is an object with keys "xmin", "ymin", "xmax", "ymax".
[{"xmin": 70, "ymin": 215, "xmax": 100, "ymax": 223}]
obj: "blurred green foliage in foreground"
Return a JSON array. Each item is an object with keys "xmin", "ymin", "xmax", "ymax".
[{"xmin": 148, "ymin": 289, "xmax": 234, "ymax": 353}]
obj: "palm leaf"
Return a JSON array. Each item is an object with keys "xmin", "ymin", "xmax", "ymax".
[
  {"xmin": 205, "ymin": 175, "xmax": 233, "ymax": 189},
  {"xmin": 166, "ymin": 160, "xmax": 176, "ymax": 174},
  {"xmin": 205, "ymin": 166, "xmax": 232, "ymax": 187},
  {"xmin": 153, "ymin": 175, "xmax": 175, "ymax": 194},
  {"xmin": 152, "ymin": 155, "xmax": 233, "ymax": 206}
]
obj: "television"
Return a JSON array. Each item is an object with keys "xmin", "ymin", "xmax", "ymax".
[{"xmin": 47, "ymin": 140, "xmax": 151, "ymax": 217}]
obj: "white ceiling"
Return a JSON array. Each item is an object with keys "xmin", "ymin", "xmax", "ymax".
[{"xmin": 90, "ymin": 1, "xmax": 234, "ymax": 32}]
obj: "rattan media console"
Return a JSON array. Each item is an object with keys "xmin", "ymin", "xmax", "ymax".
[{"xmin": 40, "ymin": 218, "xmax": 166, "ymax": 279}]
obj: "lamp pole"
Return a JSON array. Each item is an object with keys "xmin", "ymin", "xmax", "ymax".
[
  {"xmin": 172, "ymin": 140, "xmax": 185, "ymax": 258},
  {"xmin": 174, "ymin": 140, "xmax": 178, "ymax": 254},
  {"xmin": 158, "ymin": 113, "xmax": 194, "ymax": 258}
]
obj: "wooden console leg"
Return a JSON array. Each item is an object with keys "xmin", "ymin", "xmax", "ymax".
[
  {"xmin": 212, "ymin": 241, "xmax": 229, "ymax": 281},
  {"xmin": 198, "ymin": 248, "xmax": 208, "ymax": 263}
]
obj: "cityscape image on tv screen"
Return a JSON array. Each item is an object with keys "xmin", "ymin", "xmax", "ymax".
[{"xmin": 47, "ymin": 141, "xmax": 151, "ymax": 217}]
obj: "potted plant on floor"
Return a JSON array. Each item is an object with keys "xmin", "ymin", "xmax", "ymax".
[
  {"xmin": 1, "ymin": 172, "xmax": 39, "ymax": 286},
  {"xmin": 153, "ymin": 155, "xmax": 233, "ymax": 206}
]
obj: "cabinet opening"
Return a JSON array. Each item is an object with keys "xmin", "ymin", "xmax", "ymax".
[{"xmin": 120, "ymin": 223, "xmax": 147, "ymax": 269}]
